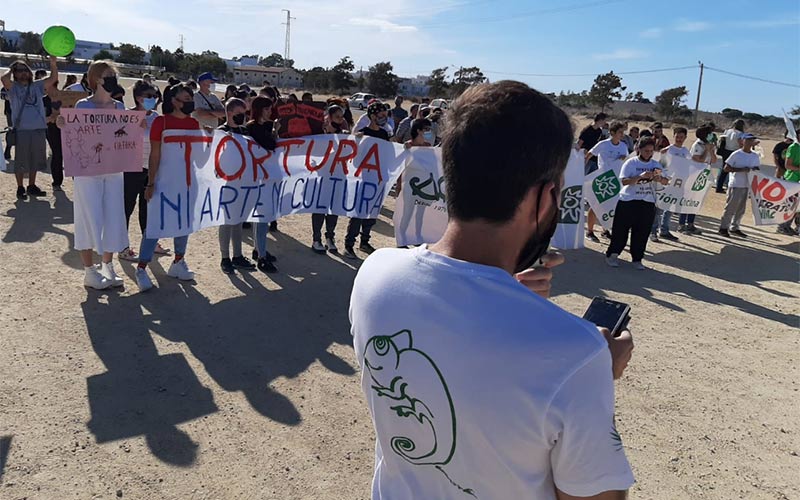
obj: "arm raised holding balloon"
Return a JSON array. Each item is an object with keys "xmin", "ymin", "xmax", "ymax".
[{"xmin": 44, "ymin": 56, "xmax": 59, "ymax": 90}]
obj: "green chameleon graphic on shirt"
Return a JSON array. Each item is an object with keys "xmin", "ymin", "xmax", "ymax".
[{"xmin": 363, "ymin": 330, "xmax": 476, "ymax": 498}]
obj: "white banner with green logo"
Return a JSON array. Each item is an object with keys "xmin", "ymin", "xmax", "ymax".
[
  {"xmin": 583, "ymin": 167, "xmax": 622, "ymax": 231},
  {"xmin": 552, "ymin": 149, "xmax": 586, "ymax": 249},
  {"xmin": 393, "ymin": 148, "xmax": 448, "ymax": 246},
  {"xmin": 654, "ymin": 155, "xmax": 712, "ymax": 214}
]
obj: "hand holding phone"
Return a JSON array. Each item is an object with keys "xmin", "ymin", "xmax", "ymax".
[{"xmin": 583, "ymin": 297, "xmax": 631, "ymax": 336}]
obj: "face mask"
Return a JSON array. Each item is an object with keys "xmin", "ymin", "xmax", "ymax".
[
  {"xmin": 143, "ymin": 97, "xmax": 158, "ymax": 111},
  {"xmin": 514, "ymin": 185, "xmax": 559, "ymax": 274},
  {"xmin": 376, "ymin": 116, "xmax": 388, "ymax": 126},
  {"xmin": 423, "ymin": 131, "xmax": 434, "ymax": 143},
  {"xmin": 101, "ymin": 76, "xmax": 118, "ymax": 94},
  {"xmin": 601, "ymin": 128, "xmax": 609, "ymax": 136},
  {"xmin": 232, "ymin": 113, "xmax": 246, "ymax": 126},
  {"xmin": 706, "ymin": 133, "xmax": 715, "ymax": 143},
  {"xmin": 180, "ymin": 101, "xmax": 195, "ymax": 115}
]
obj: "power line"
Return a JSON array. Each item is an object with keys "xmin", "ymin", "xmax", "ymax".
[
  {"xmin": 482, "ymin": 65, "xmax": 698, "ymax": 78},
  {"xmin": 704, "ymin": 65, "xmax": 800, "ymax": 89}
]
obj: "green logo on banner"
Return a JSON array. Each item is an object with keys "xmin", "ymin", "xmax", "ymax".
[
  {"xmin": 692, "ymin": 169, "xmax": 711, "ymax": 191},
  {"xmin": 593, "ymin": 170, "xmax": 621, "ymax": 203},
  {"xmin": 559, "ymin": 185, "xmax": 583, "ymax": 224}
]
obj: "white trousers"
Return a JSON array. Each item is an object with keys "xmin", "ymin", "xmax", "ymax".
[{"xmin": 73, "ymin": 173, "xmax": 129, "ymax": 254}]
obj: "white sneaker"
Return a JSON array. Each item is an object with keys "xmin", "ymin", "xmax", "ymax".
[
  {"xmin": 632, "ymin": 261, "xmax": 647, "ymax": 271},
  {"xmin": 118, "ymin": 247, "xmax": 138, "ymax": 262},
  {"xmin": 84, "ymin": 266, "xmax": 112, "ymax": 290},
  {"xmin": 325, "ymin": 238, "xmax": 338, "ymax": 253},
  {"xmin": 167, "ymin": 259, "xmax": 195, "ymax": 281},
  {"xmin": 100, "ymin": 262, "xmax": 125, "ymax": 287},
  {"xmin": 311, "ymin": 241, "xmax": 326, "ymax": 253},
  {"xmin": 605, "ymin": 253, "xmax": 620, "ymax": 268},
  {"xmin": 135, "ymin": 268, "xmax": 154, "ymax": 292},
  {"xmin": 649, "ymin": 234, "xmax": 659, "ymax": 242}
]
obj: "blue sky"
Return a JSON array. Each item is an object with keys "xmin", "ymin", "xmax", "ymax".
[{"xmin": 7, "ymin": 0, "xmax": 800, "ymax": 115}]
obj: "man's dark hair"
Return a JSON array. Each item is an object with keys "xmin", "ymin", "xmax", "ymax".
[
  {"xmin": 629, "ymin": 126, "xmax": 640, "ymax": 133},
  {"xmin": 639, "ymin": 129, "xmax": 653, "ymax": 138},
  {"xmin": 301, "ymin": 92, "xmax": 313, "ymax": 102},
  {"xmin": 609, "ymin": 121, "xmax": 625, "ymax": 134},
  {"xmin": 441, "ymin": 81, "xmax": 573, "ymax": 222},
  {"xmin": 594, "ymin": 113, "xmax": 608, "ymax": 122},
  {"xmin": 637, "ymin": 137, "xmax": 656, "ymax": 150},
  {"xmin": 674, "ymin": 126, "xmax": 688, "ymax": 136},
  {"xmin": 733, "ymin": 119, "xmax": 745, "ymax": 131},
  {"xmin": 696, "ymin": 124, "xmax": 713, "ymax": 141},
  {"xmin": 652, "ymin": 121, "xmax": 663, "ymax": 129},
  {"xmin": 410, "ymin": 118, "xmax": 432, "ymax": 140}
]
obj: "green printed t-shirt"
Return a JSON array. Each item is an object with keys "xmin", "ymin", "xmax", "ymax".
[{"xmin": 784, "ymin": 143, "xmax": 800, "ymax": 183}]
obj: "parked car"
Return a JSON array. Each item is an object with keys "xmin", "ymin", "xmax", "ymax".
[
  {"xmin": 430, "ymin": 98, "xmax": 449, "ymax": 110},
  {"xmin": 348, "ymin": 93, "xmax": 376, "ymax": 110}
]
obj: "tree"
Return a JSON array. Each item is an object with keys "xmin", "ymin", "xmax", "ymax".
[
  {"xmin": 588, "ymin": 71, "xmax": 626, "ymax": 112},
  {"xmin": 427, "ymin": 67, "xmax": 449, "ymax": 98},
  {"xmin": 789, "ymin": 105, "xmax": 800, "ymax": 117},
  {"xmin": 331, "ymin": 56, "xmax": 355, "ymax": 93},
  {"xmin": 259, "ymin": 52, "xmax": 293, "ymax": 68},
  {"xmin": 178, "ymin": 50, "xmax": 227, "ymax": 78},
  {"xmin": 93, "ymin": 49, "xmax": 116, "ymax": 61},
  {"xmin": 367, "ymin": 61, "xmax": 399, "ymax": 97},
  {"xmin": 150, "ymin": 45, "xmax": 177, "ymax": 72},
  {"xmin": 721, "ymin": 108, "xmax": 743, "ymax": 119},
  {"xmin": 556, "ymin": 90, "xmax": 590, "ymax": 108},
  {"xmin": 632, "ymin": 91, "xmax": 649, "ymax": 103},
  {"xmin": 304, "ymin": 66, "xmax": 332, "ymax": 91},
  {"xmin": 450, "ymin": 66, "xmax": 486, "ymax": 98},
  {"xmin": 742, "ymin": 112, "xmax": 764, "ymax": 122},
  {"xmin": 19, "ymin": 32, "xmax": 43, "ymax": 55},
  {"xmin": 654, "ymin": 86, "xmax": 689, "ymax": 120},
  {"xmin": 116, "ymin": 43, "xmax": 146, "ymax": 65}
]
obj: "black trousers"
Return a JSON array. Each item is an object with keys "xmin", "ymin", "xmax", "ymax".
[
  {"xmin": 606, "ymin": 200, "xmax": 656, "ymax": 262},
  {"xmin": 716, "ymin": 149, "xmax": 733, "ymax": 191},
  {"xmin": 345, "ymin": 218, "xmax": 376, "ymax": 247},
  {"xmin": 312, "ymin": 213, "xmax": 338, "ymax": 242},
  {"xmin": 46, "ymin": 123, "xmax": 63, "ymax": 187},
  {"xmin": 124, "ymin": 170, "xmax": 148, "ymax": 232}
]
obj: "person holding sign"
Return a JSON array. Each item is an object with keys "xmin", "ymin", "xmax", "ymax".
[
  {"xmin": 344, "ymin": 102, "xmax": 390, "ymax": 259},
  {"xmin": 1, "ymin": 56, "xmax": 59, "ymax": 199},
  {"xmin": 585, "ymin": 122, "xmax": 629, "ymax": 242},
  {"xmin": 65, "ymin": 61, "xmax": 132, "ymax": 289},
  {"xmin": 136, "ymin": 83, "xmax": 200, "ymax": 291},
  {"xmin": 718, "ymin": 133, "xmax": 761, "ymax": 238},
  {"xmin": 605, "ymin": 137, "xmax": 669, "ymax": 270},
  {"xmin": 678, "ymin": 124, "xmax": 718, "ymax": 235},
  {"xmin": 246, "ymin": 96, "xmax": 279, "ymax": 272},
  {"xmin": 217, "ymin": 98, "xmax": 258, "ymax": 275},
  {"xmin": 652, "ymin": 126, "xmax": 691, "ymax": 241},
  {"xmin": 777, "ymin": 136, "xmax": 800, "ymax": 235}
]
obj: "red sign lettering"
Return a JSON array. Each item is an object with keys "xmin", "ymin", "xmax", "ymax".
[
  {"xmin": 354, "ymin": 142, "xmax": 383, "ymax": 183},
  {"xmin": 163, "ymin": 134, "xmax": 214, "ymax": 186},
  {"xmin": 214, "ymin": 135, "xmax": 246, "ymax": 181}
]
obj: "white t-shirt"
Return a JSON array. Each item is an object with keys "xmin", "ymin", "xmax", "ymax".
[
  {"xmin": 723, "ymin": 129, "xmax": 744, "ymax": 152},
  {"xmin": 193, "ymin": 90, "xmax": 224, "ymax": 129},
  {"xmin": 618, "ymin": 156, "xmax": 661, "ymax": 203},
  {"xmin": 690, "ymin": 139, "xmax": 713, "ymax": 164},
  {"xmin": 663, "ymin": 144, "xmax": 691, "ymax": 159},
  {"xmin": 589, "ymin": 138, "xmax": 629, "ymax": 172},
  {"xmin": 350, "ymin": 246, "xmax": 634, "ymax": 500},
  {"xmin": 726, "ymin": 149, "xmax": 761, "ymax": 188},
  {"xmin": 66, "ymin": 82, "xmax": 90, "ymax": 92}
]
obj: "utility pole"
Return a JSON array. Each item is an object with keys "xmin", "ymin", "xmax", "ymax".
[
  {"xmin": 282, "ymin": 9, "xmax": 295, "ymax": 67},
  {"xmin": 694, "ymin": 61, "xmax": 704, "ymax": 126},
  {"xmin": 179, "ymin": 34, "xmax": 185, "ymax": 52}
]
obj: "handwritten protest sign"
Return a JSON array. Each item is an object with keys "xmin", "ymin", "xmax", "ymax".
[
  {"xmin": 60, "ymin": 108, "xmax": 145, "ymax": 177},
  {"xmin": 552, "ymin": 149, "xmax": 586, "ymax": 249},
  {"xmin": 393, "ymin": 148, "xmax": 447, "ymax": 246},
  {"xmin": 146, "ymin": 130, "xmax": 407, "ymax": 239},
  {"xmin": 747, "ymin": 172, "xmax": 800, "ymax": 225},
  {"xmin": 654, "ymin": 155, "xmax": 712, "ymax": 214},
  {"xmin": 277, "ymin": 102, "xmax": 326, "ymax": 138}
]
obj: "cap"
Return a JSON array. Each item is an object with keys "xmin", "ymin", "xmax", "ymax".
[
  {"xmin": 198, "ymin": 72, "xmax": 218, "ymax": 82},
  {"xmin": 741, "ymin": 133, "xmax": 758, "ymax": 140},
  {"xmin": 367, "ymin": 102, "xmax": 385, "ymax": 116},
  {"xmin": 142, "ymin": 73, "xmax": 153, "ymax": 79}
]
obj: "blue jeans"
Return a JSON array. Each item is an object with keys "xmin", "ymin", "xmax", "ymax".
[
  {"xmin": 678, "ymin": 214, "xmax": 696, "ymax": 226},
  {"xmin": 139, "ymin": 236, "xmax": 188, "ymax": 263},
  {"xmin": 253, "ymin": 222, "xmax": 270, "ymax": 258},
  {"xmin": 652, "ymin": 208, "xmax": 673, "ymax": 235}
]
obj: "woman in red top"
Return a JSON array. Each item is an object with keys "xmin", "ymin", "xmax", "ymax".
[{"xmin": 134, "ymin": 83, "xmax": 199, "ymax": 292}]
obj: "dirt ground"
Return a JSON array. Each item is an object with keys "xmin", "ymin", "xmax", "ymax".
[{"xmin": 0, "ymin": 83, "xmax": 799, "ymax": 500}]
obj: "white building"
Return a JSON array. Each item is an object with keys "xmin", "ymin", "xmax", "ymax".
[
  {"xmin": 398, "ymin": 75, "xmax": 431, "ymax": 97},
  {"xmin": 232, "ymin": 66, "xmax": 304, "ymax": 88},
  {"xmin": 1, "ymin": 29, "xmax": 115, "ymax": 59}
]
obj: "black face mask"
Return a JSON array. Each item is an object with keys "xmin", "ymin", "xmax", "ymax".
[
  {"xmin": 232, "ymin": 113, "xmax": 246, "ymax": 126},
  {"xmin": 180, "ymin": 101, "xmax": 195, "ymax": 115},
  {"xmin": 513, "ymin": 184, "xmax": 559, "ymax": 274},
  {"xmin": 101, "ymin": 76, "xmax": 118, "ymax": 94}
]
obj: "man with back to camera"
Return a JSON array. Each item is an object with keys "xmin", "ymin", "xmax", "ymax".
[{"xmin": 350, "ymin": 81, "xmax": 635, "ymax": 500}]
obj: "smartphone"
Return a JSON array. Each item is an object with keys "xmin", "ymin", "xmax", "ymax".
[{"xmin": 582, "ymin": 297, "xmax": 631, "ymax": 336}]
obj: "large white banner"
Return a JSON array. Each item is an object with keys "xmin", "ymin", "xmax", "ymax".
[
  {"xmin": 654, "ymin": 155, "xmax": 712, "ymax": 214},
  {"xmin": 393, "ymin": 148, "xmax": 447, "ymax": 247},
  {"xmin": 552, "ymin": 149, "xmax": 586, "ymax": 249},
  {"xmin": 146, "ymin": 131, "xmax": 407, "ymax": 238},
  {"xmin": 747, "ymin": 172, "xmax": 800, "ymax": 225}
]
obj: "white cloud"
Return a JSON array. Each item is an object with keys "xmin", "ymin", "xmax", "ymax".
[
  {"xmin": 347, "ymin": 18, "xmax": 418, "ymax": 33},
  {"xmin": 737, "ymin": 18, "xmax": 800, "ymax": 28},
  {"xmin": 592, "ymin": 49, "xmax": 649, "ymax": 61},
  {"xmin": 675, "ymin": 20, "xmax": 710, "ymax": 32},
  {"xmin": 640, "ymin": 28, "xmax": 663, "ymax": 38}
]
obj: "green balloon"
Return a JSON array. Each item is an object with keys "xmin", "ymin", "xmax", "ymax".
[{"xmin": 42, "ymin": 26, "xmax": 76, "ymax": 57}]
